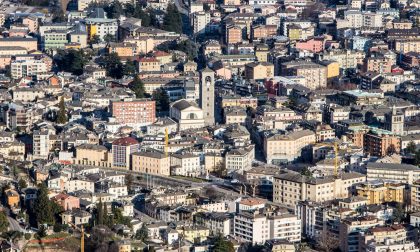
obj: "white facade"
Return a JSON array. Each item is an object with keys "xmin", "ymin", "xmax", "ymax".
[
  {"xmin": 11, "ymin": 60, "xmax": 48, "ymax": 79},
  {"xmin": 170, "ymin": 153, "xmax": 201, "ymax": 177},
  {"xmin": 65, "ymin": 179, "xmax": 95, "ymax": 193},
  {"xmin": 192, "ymin": 11, "xmax": 210, "ymax": 35}
]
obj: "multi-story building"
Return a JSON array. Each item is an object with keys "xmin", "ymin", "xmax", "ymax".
[
  {"xmin": 384, "ymin": 107, "xmax": 404, "ymax": 136},
  {"xmin": 192, "ymin": 11, "xmax": 210, "ymax": 35},
  {"xmin": 42, "ymin": 29, "xmax": 68, "ymax": 50},
  {"xmin": 281, "ymin": 61, "xmax": 327, "ymax": 90},
  {"xmin": 110, "ymin": 98, "xmax": 156, "ymax": 128},
  {"xmin": 225, "ymin": 145, "xmax": 255, "ymax": 174},
  {"xmin": 366, "ymin": 162, "xmax": 420, "ymax": 184},
  {"xmin": 394, "ymin": 39, "xmax": 420, "ymax": 54},
  {"xmin": 85, "ymin": 13, "xmax": 118, "ymax": 41},
  {"xmin": 170, "ymin": 153, "xmax": 201, "ymax": 177},
  {"xmin": 244, "ymin": 62, "xmax": 274, "ymax": 80},
  {"xmin": 356, "ymin": 181, "xmax": 405, "ymax": 205},
  {"xmin": 363, "ymin": 130, "xmax": 400, "ymax": 157},
  {"xmin": 107, "ymin": 42, "xmax": 137, "ymax": 57},
  {"xmin": 273, "ymin": 171, "xmax": 366, "ymax": 207},
  {"xmin": 410, "ymin": 180, "xmax": 420, "ymax": 210},
  {"xmin": 132, "ymin": 151, "xmax": 170, "ymax": 176},
  {"xmin": 359, "ymin": 225, "xmax": 416, "ymax": 252},
  {"xmin": 234, "ymin": 211, "xmax": 301, "ymax": 245},
  {"xmin": 74, "ymin": 144, "xmax": 110, "ymax": 167},
  {"xmin": 363, "ymin": 56, "xmax": 393, "ymax": 73},
  {"xmin": 221, "ymin": 95, "xmax": 258, "ymax": 109},
  {"xmin": 11, "ymin": 59, "xmax": 49, "ymax": 79},
  {"xmin": 317, "ymin": 49, "xmax": 365, "ymax": 71},
  {"xmin": 33, "ymin": 130, "xmax": 50, "ymax": 159},
  {"xmin": 111, "ymin": 137, "xmax": 139, "ymax": 169},
  {"xmin": 264, "ymin": 130, "xmax": 315, "ymax": 164},
  {"xmin": 0, "ymin": 37, "xmax": 38, "ymax": 51},
  {"xmin": 225, "ymin": 25, "xmax": 242, "ymax": 44},
  {"xmin": 65, "ymin": 178, "xmax": 95, "ymax": 193},
  {"xmin": 339, "ymin": 216, "xmax": 384, "ymax": 252}
]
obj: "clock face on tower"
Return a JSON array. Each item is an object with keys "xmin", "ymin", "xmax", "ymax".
[{"xmin": 205, "ymin": 76, "xmax": 212, "ymax": 86}]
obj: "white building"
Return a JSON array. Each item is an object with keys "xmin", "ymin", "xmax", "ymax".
[
  {"xmin": 191, "ymin": 11, "xmax": 210, "ymax": 35},
  {"xmin": 170, "ymin": 153, "xmax": 201, "ymax": 177},
  {"xmin": 225, "ymin": 145, "xmax": 255, "ymax": 174},
  {"xmin": 11, "ymin": 60, "xmax": 49, "ymax": 79},
  {"xmin": 65, "ymin": 178, "xmax": 95, "ymax": 193},
  {"xmin": 170, "ymin": 99, "xmax": 205, "ymax": 131},
  {"xmin": 33, "ymin": 130, "xmax": 50, "ymax": 159}
]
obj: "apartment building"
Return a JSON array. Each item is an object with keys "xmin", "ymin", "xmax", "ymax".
[
  {"xmin": 65, "ymin": 178, "xmax": 95, "ymax": 193},
  {"xmin": 225, "ymin": 25, "xmax": 242, "ymax": 44},
  {"xmin": 225, "ymin": 145, "xmax": 255, "ymax": 174},
  {"xmin": 344, "ymin": 10, "xmax": 383, "ymax": 28},
  {"xmin": 363, "ymin": 56, "xmax": 393, "ymax": 73},
  {"xmin": 363, "ymin": 130, "xmax": 400, "ymax": 157},
  {"xmin": 394, "ymin": 39, "xmax": 420, "ymax": 54},
  {"xmin": 0, "ymin": 37, "xmax": 38, "ymax": 51},
  {"xmin": 75, "ymin": 144, "xmax": 110, "ymax": 167},
  {"xmin": 366, "ymin": 162, "xmax": 420, "ymax": 184},
  {"xmin": 317, "ymin": 49, "xmax": 365, "ymax": 70},
  {"xmin": 410, "ymin": 180, "xmax": 420, "ymax": 210},
  {"xmin": 138, "ymin": 57, "xmax": 161, "ymax": 72},
  {"xmin": 107, "ymin": 42, "xmax": 137, "ymax": 57},
  {"xmin": 339, "ymin": 216, "xmax": 384, "ymax": 252},
  {"xmin": 11, "ymin": 59, "xmax": 49, "ymax": 79},
  {"xmin": 192, "ymin": 11, "xmax": 210, "ymax": 35},
  {"xmin": 244, "ymin": 62, "xmax": 274, "ymax": 80},
  {"xmin": 273, "ymin": 171, "xmax": 366, "ymax": 208},
  {"xmin": 170, "ymin": 153, "xmax": 201, "ymax": 177},
  {"xmin": 234, "ymin": 211, "xmax": 301, "ymax": 244},
  {"xmin": 221, "ymin": 96, "xmax": 258, "ymax": 109},
  {"xmin": 263, "ymin": 130, "xmax": 315, "ymax": 164},
  {"xmin": 194, "ymin": 212, "xmax": 232, "ymax": 236},
  {"xmin": 359, "ymin": 225, "xmax": 416, "ymax": 252},
  {"xmin": 281, "ymin": 61, "xmax": 327, "ymax": 90},
  {"xmin": 33, "ymin": 130, "xmax": 50, "ymax": 159},
  {"xmin": 42, "ymin": 29, "xmax": 68, "ymax": 50},
  {"xmin": 85, "ymin": 16, "xmax": 118, "ymax": 41},
  {"xmin": 111, "ymin": 137, "xmax": 140, "ymax": 169},
  {"xmin": 132, "ymin": 151, "xmax": 170, "ymax": 176},
  {"xmin": 110, "ymin": 98, "xmax": 156, "ymax": 128},
  {"xmin": 251, "ymin": 25, "xmax": 277, "ymax": 41},
  {"xmin": 356, "ymin": 181, "xmax": 405, "ymax": 204}
]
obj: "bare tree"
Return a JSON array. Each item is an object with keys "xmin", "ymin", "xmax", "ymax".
[{"xmin": 318, "ymin": 230, "xmax": 339, "ymax": 252}]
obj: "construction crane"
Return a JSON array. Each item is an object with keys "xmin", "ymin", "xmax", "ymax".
[
  {"xmin": 68, "ymin": 222, "xmax": 86, "ymax": 252},
  {"xmin": 312, "ymin": 142, "xmax": 339, "ymax": 177}
]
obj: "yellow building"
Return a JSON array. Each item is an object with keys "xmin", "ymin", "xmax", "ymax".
[
  {"xmin": 320, "ymin": 60, "xmax": 340, "ymax": 79},
  {"xmin": 5, "ymin": 189, "xmax": 20, "ymax": 208},
  {"xmin": 288, "ymin": 26, "xmax": 301, "ymax": 41},
  {"xmin": 255, "ymin": 44, "xmax": 269, "ymax": 62},
  {"xmin": 356, "ymin": 181, "xmax": 404, "ymax": 205},
  {"xmin": 178, "ymin": 226, "xmax": 210, "ymax": 243},
  {"xmin": 131, "ymin": 151, "xmax": 170, "ymax": 176},
  {"xmin": 244, "ymin": 62, "xmax": 274, "ymax": 80},
  {"xmin": 138, "ymin": 57, "xmax": 161, "ymax": 72},
  {"xmin": 74, "ymin": 144, "xmax": 111, "ymax": 167}
]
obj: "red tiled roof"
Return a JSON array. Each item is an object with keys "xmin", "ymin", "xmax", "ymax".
[{"xmin": 112, "ymin": 137, "xmax": 139, "ymax": 146}]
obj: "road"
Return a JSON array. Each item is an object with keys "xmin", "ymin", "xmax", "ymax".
[
  {"xmin": 8, "ymin": 217, "xmax": 24, "ymax": 232},
  {"xmin": 174, "ymin": 0, "xmax": 189, "ymax": 15}
]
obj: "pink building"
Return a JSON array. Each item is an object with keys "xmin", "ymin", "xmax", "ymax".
[
  {"xmin": 295, "ymin": 37, "xmax": 324, "ymax": 53},
  {"xmin": 51, "ymin": 193, "xmax": 80, "ymax": 211}
]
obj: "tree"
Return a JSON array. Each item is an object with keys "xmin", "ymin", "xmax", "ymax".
[
  {"xmin": 162, "ymin": 4, "xmax": 182, "ymax": 34},
  {"xmin": 175, "ymin": 40, "xmax": 198, "ymax": 60},
  {"xmin": 406, "ymin": 141, "xmax": 417, "ymax": 154},
  {"xmin": 152, "ymin": 88, "xmax": 170, "ymax": 113},
  {"xmin": 300, "ymin": 167, "xmax": 312, "ymax": 177},
  {"xmin": 18, "ymin": 179, "xmax": 28, "ymax": 189},
  {"xmin": 33, "ymin": 184, "xmax": 62, "ymax": 226},
  {"xmin": 124, "ymin": 60, "xmax": 137, "ymax": 76},
  {"xmin": 318, "ymin": 230, "xmax": 339, "ymax": 252},
  {"xmin": 103, "ymin": 34, "xmax": 116, "ymax": 43},
  {"xmin": 129, "ymin": 75, "xmax": 146, "ymax": 98},
  {"xmin": 96, "ymin": 200, "xmax": 104, "ymax": 226},
  {"xmin": 89, "ymin": 35, "xmax": 101, "ymax": 46},
  {"xmin": 100, "ymin": 53, "xmax": 124, "ymax": 79},
  {"xmin": 125, "ymin": 174, "xmax": 134, "ymax": 193},
  {"xmin": 387, "ymin": 144, "xmax": 397, "ymax": 155},
  {"xmin": 52, "ymin": 8, "xmax": 66, "ymax": 22},
  {"xmin": 55, "ymin": 49, "xmax": 88, "ymax": 75},
  {"xmin": 415, "ymin": 150, "xmax": 420, "ymax": 166},
  {"xmin": 392, "ymin": 203, "xmax": 405, "ymax": 224},
  {"xmin": 0, "ymin": 211, "xmax": 9, "ymax": 233},
  {"xmin": 57, "ymin": 96, "xmax": 67, "ymax": 124},
  {"xmin": 135, "ymin": 223, "xmax": 148, "ymax": 242},
  {"xmin": 133, "ymin": 7, "xmax": 151, "ymax": 27},
  {"xmin": 213, "ymin": 234, "xmax": 234, "ymax": 252}
]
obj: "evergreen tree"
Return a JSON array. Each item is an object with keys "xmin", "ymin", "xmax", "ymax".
[
  {"xmin": 213, "ymin": 234, "xmax": 234, "ymax": 252},
  {"xmin": 0, "ymin": 211, "xmax": 9, "ymax": 233},
  {"xmin": 152, "ymin": 88, "xmax": 170, "ymax": 113},
  {"xmin": 406, "ymin": 141, "xmax": 417, "ymax": 154},
  {"xmin": 124, "ymin": 60, "xmax": 137, "ymax": 76},
  {"xmin": 33, "ymin": 184, "xmax": 54, "ymax": 225},
  {"xmin": 96, "ymin": 200, "xmax": 104, "ymax": 226},
  {"xmin": 89, "ymin": 35, "xmax": 101, "ymax": 46},
  {"xmin": 125, "ymin": 174, "xmax": 133, "ymax": 193},
  {"xmin": 135, "ymin": 223, "xmax": 149, "ymax": 241},
  {"xmin": 100, "ymin": 53, "xmax": 124, "ymax": 79},
  {"xmin": 18, "ymin": 179, "xmax": 28, "ymax": 189},
  {"xmin": 134, "ymin": 7, "xmax": 151, "ymax": 26},
  {"xmin": 162, "ymin": 4, "xmax": 182, "ymax": 34},
  {"xmin": 57, "ymin": 96, "xmax": 67, "ymax": 124},
  {"xmin": 55, "ymin": 49, "xmax": 88, "ymax": 75},
  {"xmin": 130, "ymin": 75, "xmax": 146, "ymax": 98}
]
